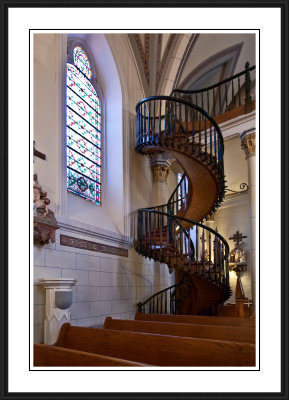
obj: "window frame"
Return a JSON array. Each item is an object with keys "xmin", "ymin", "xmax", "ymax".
[{"xmin": 66, "ymin": 39, "xmax": 104, "ymax": 206}]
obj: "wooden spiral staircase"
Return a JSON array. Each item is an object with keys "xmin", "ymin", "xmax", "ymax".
[
  {"xmin": 134, "ymin": 63, "xmax": 255, "ymax": 316},
  {"xmin": 33, "ymin": 65, "xmax": 256, "ymax": 368}
]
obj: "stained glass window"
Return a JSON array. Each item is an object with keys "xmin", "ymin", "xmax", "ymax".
[
  {"xmin": 177, "ymin": 173, "xmax": 182, "ymax": 210},
  {"xmin": 66, "ymin": 47, "xmax": 101, "ymax": 205},
  {"xmin": 177, "ymin": 173, "xmax": 188, "ymax": 210},
  {"xmin": 73, "ymin": 47, "xmax": 92, "ymax": 79}
]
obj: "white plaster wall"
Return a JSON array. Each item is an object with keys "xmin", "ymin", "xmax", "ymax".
[
  {"xmin": 33, "ymin": 33, "xmax": 174, "ymax": 343},
  {"xmin": 34, "ymin": 230, "xmax": 158, "ymax": 343},
  {"xmin": 180, "ymin": 33, "xmax": 256, "ymax": 85},
  {"xmin": 167, "ymin": 168, "xmax": 178, "ymax": 197},
  {"xmin": 224, "ymin": 136, "xmax": 248, "ymax": 191},
  {"xmin": 106, "ymin": 34, "xmax": 154, "ymax": 215},
  {"xmin": 210, "ymin": 135, "xmax": 252, "ymax": 301},
  {"xmin": 33, "ymin": 34, "xmax": 63, "ymax": 214}
]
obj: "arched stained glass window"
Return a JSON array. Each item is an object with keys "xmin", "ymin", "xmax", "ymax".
[{"xmin": 66, "ymin": 46, "xmax": 101, "ymax": 205}]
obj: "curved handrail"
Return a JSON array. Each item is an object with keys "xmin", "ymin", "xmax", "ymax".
[
  {"xmin": 167, "ymin": 173, "xmax": 186, "ymax": 212},
  {"xmin": 138, "ymin": 280, "xmax": 183, "ymax": 308},
  {"xmin": 136, "ymin": 276, "xmax": 189, "ymax": 314},
  {"xmin": 137, "ymin": 173, "xmax": 188, "ymax": 220},
  {"xmin": 171, "ymin": 65, "xmax": 256, "ymax": 96},
  {"xmin": 135, "ymin": 95, "xmax": 224, "ymax": 149},
  {"xmin": 138, "ymin": 208, "xmax": 229, "ymax": 252},
  {"xmin": 136, "ymin": 207, "xmax": 230, "ymax": 294}
]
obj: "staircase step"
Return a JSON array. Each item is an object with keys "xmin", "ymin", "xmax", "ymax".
[{"xmin": 219, "ymin": 303, "xmax": 252, "ymax": 318}]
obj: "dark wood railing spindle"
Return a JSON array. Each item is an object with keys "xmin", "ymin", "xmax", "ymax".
[
  {"xmin": 231, "ymin": 80, "xmax": 235, "ymax": 109},
  {"xmin": 158, "ymin": 100, "xmax": 161, "ymax": 144},
  {"xmin": 245, "ymin": 61, "xmax": 252, "ymax": 113},
  {"xmin": 198, "ymin": 114, "xmax": 201, "ymax": 157}
]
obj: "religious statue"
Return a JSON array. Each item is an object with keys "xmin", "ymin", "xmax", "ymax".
[
  {"xmin": 201, "ymin": 248, "xmax": 209, "ymax": 263},
  {"xmin": 34, "ymin": 174, "xmax": 58, "ymax": 245},
  {"xmin": 34, "ymin": 174, "xmax": 50, "ymax": 217},
  {"xmin": 234, "ymin": 248, "xmax": 241, "ymax": 263},
  {"xmin": 240, "ymin": 249, "xmax": 247, "ymax": 263}
]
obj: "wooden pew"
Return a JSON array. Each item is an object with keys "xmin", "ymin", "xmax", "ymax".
[
  {"xmin": 53, "ymin": 323, "xmax": 255, "ymax": 367},
  {"xmin": 34, "ymin": 343, "xmax": 150, "ymax": 367},
  {"xmin": 104, "ymin": 317, "xmax": 255, "ymax": 344},
  {"xmin": 135, "ymin": 313, "xmax": 255, "ymax": 328}
]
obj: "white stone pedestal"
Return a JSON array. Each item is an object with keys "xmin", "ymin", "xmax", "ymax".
[{"xmin": 39, "ymin": 278, "xmax": 77, "ymax": 345}]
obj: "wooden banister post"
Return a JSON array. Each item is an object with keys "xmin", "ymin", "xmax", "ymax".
[
  {"xmin": 235, "ymin": 297, "xmax": 248, "ymax": 318},
  {"xmin": 245, "ymin": 62, "xmax": 252, "ymax": 114}
]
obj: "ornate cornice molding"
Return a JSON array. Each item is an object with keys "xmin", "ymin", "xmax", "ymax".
[
  {"xmin": 133, "ymin": 34, "xmax": 150, "ymax": 85},
  {"xmin": 240, "ymin": 128, "xmax": 256, "ymax": 159},
  {"xmin": 221, "ymin": 190, "xmax": 249, "ymax": 209},
  {"xmin": 156, "ymin": 34, "xmax": 162, "ymax": 91},
  {"xmin": 60, "ymin": 235, "xmax": 129, "ymax": 257},
  {"xmin": 157, "ymin": 34, "xmax": 176, "ymax": 91},
  {"xmin": 220, "ymin": 109, "xmax": 256, "ymax": 140}
]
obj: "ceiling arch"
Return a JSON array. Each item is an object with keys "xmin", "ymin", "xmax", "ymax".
[
  {"xmin": 127, "ymin": 33, "xmax": 190, "ymax": 96},
  {"xmin": 178, "ymin": 42, "xmax": 244, "ymax": 90}
]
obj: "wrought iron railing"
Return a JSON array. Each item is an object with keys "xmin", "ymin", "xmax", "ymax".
[
  {"xmin": 167, "ymin": 173, "xmax": 189, "ymax": 217},
  {"xmin": 136, "ymin": 95, "xmax": 226, "ymax": 212},
  {"xmin": 135, "ymin": 210, "xmax": 229, "ymax": 289},
  {"xmin": 171, "ymin": 63, "xmax": 256, "ymax": 117},
  {"xmin": 136, "ymin": 278, "xmax": 191, "ymax": 315}
]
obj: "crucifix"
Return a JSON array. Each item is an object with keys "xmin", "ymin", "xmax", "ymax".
[
  {"xmin": 229, "ymin": 230, "xmax": 247, "ymax": 247},
  {"xmin": 228, "ymin": 230, "xmax": 248, "ymax": 314},
  {"xmin": 200, "ymin": 230, "xmax": 208, "ymax": 262},
  {"xmin": 200, "ymin": 230, "xmax": 206, "ymax": 245},
  {"xmin": 34, "ymin": 141, "xmax": 46, "ymax": 161}
]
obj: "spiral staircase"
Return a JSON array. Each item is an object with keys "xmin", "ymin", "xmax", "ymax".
[{"xmin": 134, "ymin": 63, "xmax": 255, "ymax": 316}]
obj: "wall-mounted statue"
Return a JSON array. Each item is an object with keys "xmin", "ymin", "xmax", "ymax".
[
  {"xmin": 34, "ymin": 174, "xmax": 59, "ymax": 245},
  {"xmin": 33, "ymin": 175, "xmax": 50, "ymax": 217}
]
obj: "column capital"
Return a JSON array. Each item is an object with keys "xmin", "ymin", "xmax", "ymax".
[
  {"xmin": 150, "ymin": 152, "xmax": 171, "ymax": 184},
  {"xmin": 240, "ymin": 128, "xmax": 256, "ymax": 159},
  {"xmin": 151, "ymin": 163, "xmax": 170, "ymax": 183}
]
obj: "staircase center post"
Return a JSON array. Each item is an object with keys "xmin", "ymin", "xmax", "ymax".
[
  {"xmin": 150, "ymin": 153, "xmax": 171, "ymax": 206},
  {"xmin": 150, "ymin": 152, "xmax": 173, "ymax": 293}
]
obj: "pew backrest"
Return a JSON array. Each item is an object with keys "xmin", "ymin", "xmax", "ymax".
[
  {"xmin": 135, "ymin": 313, "xmax": 255, "ymax": 328},
  {"xmin": 55, "ymin": 323, "xmax": 255, "ymax": 367},
  {"xmin": 34, "ymin": 344, "xmax": 150, "ymax": 367},
  {"xmin": 104, "ymin": 317, "xmax": 255, "ymax": 344}
]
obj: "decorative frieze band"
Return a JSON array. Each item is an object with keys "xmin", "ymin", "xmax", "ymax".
[{"xmin": 60, "ymin": 234, "xmax": 129, "ymax": 257}]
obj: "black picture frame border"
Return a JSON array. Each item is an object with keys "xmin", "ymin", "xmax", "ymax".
[{"xmin": 0, "ymin": 0, "xmax": 288, "ymax": 399}]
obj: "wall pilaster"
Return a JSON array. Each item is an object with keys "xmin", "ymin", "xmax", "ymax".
[{"xmin": 240, "ymin": 128, "xmax": 256, "ymax": 315}]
